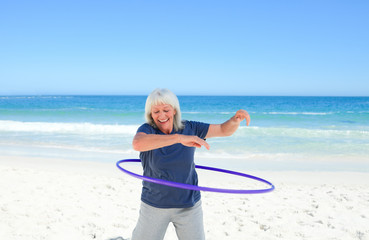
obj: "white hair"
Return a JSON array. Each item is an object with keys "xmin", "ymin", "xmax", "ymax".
[{"xmin": 145, "ymin": 88, "xmax": 184, "ymax": 131}]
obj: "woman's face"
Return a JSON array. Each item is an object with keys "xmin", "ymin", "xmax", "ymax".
[{"xmin": 151, "ymin": 104, "xmax": 176, "ymax": 134}]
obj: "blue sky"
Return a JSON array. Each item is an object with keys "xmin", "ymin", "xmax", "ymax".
[{"xmin": 1, "ymin": 0, "xmax": 368, "ymax": 96}]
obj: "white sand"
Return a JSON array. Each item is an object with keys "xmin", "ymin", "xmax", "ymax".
[{"xmin": 1, "ymin": 156, "xmax": 369, "ymax": 240}]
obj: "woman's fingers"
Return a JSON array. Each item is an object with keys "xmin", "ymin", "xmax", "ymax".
[
  {"xmin": 200, "ymin": 139, "xmax": 210, "ymax": 150},
  {"xmin": 191, "ymin": 137, "xmax": 210, "ymax": 150}
]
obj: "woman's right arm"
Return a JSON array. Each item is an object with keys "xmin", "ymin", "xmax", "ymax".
[{"xmin": 132, "ymin": 132, "xmax": 210, "ymax": 152}]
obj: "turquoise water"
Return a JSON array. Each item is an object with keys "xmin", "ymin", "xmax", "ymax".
[{"xmin": 1, "ymin": 95, "xmax": 368, "ymax": 171}]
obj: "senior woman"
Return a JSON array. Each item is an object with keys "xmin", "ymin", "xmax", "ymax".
[{"xmin": 131, "ymin": 88, "xmax": 250, "ymax": 240}]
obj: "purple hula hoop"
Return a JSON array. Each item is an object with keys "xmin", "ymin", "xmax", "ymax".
[{"xmin": 116, "ymin": 159, "xmax": 275, "ymax": 194}]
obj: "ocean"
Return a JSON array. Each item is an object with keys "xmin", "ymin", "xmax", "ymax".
[{"xmin": 1, "ymin": 95, "xmax": 368, "ymax": 171}]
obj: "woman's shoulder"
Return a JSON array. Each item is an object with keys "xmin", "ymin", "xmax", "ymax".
[
  {"xmin": 179, "ymin": 120, "xmax": 209, "ymax": 138},
  {"xmin": 137, "ymin": 123, "xmax": 157, "ymax": 133},
  {"xmin": 182, "ymin": 120, "xmax": 209, "ymax": 131},
  {"xmin": 140, "ymin": 122, "xmax": 152, "ymax": 127},
  {"xmin": 183, "ymin": 120, "xmax": 208, "ymax": 126}
]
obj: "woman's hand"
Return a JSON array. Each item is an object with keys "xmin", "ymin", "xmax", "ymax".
[
  {"xmin": 232, "ymin": 109, "xmax": 250, "ymax": 126},
  {"xmin": 178, "ymin": 134, "xmax": 210, "ymax": 150}
]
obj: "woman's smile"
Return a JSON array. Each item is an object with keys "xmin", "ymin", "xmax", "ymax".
[{"xmin": 158, "ymin": 118, "xmax": 169, "ymax": 123}]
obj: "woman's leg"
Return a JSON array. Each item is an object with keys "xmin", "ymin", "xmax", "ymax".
[
  {"xmin": 131, "ymin": 202, "xmax": 171, "ymax": 240},
  {"xmin": 172, "ymin": 201, "xmax": 205, "ymax": 240}
]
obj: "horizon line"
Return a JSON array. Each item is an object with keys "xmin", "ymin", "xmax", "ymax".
[{"xmin": 1, "ymin": 93, "xmax": 368, "ymax": 97}]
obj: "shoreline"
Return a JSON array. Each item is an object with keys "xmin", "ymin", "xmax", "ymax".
[{"xmin": 1, "ymin": 155, "xmax": 369, "ymax": 240}]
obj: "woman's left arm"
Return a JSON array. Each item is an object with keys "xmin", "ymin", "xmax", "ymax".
[{"xmin": 205, "ymin": 109, "xmax": 250, "ymax": 138}]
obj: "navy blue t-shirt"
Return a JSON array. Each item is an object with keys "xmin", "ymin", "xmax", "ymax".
[{"xmin": 137, "ymin": 120, "xmax": 209, "ymax": 208}]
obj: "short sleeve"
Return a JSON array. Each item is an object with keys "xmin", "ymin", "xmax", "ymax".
[{"xmin": 186, "ymin": 121, "xmax": 209, "ymax": 139}]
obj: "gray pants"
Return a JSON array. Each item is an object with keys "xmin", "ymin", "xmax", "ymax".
[{"xmin": 131, "ymin": 200, "xmax": 205, "ymax": 240}]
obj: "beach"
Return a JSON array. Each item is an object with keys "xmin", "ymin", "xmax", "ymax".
[
  {"xmin": 1, "ymin": 155, "xmax": 368, "ymax": 240},
  {"xmin": 1, "ymin": 95, "xmax": 369, "ymax": 239}
]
